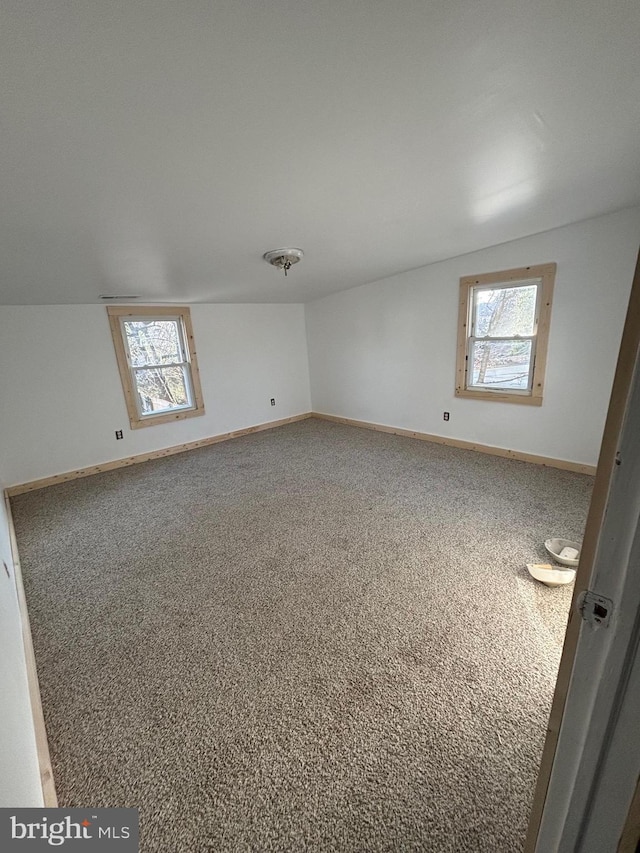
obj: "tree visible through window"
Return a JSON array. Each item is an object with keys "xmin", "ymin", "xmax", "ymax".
[
  {"xmin": 456, "ymin": 264, "xmax": 555, "ymax": 406},
  {"xmin": 123, "ymin": 318, "xmax": 192, "ymax": 414},
  {"xmin": 108, "ymin": 306, "xmax": 205, "ymax": 429},
  {"xmin": 470, "ymin": 283, "xmax": 538, "ymax": 390}
]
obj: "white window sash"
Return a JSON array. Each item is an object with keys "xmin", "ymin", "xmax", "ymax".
[
  {"xmin": 466, "ymin": 281, "xmax": 542, "ymax": 394},
  {"xmin": 120, "ymin": 317, "xmax": 196, "ymax": 417}
]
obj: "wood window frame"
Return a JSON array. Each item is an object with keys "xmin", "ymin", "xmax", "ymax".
[
  {"xmin": 107, "ymin": 305, "xmax": 205, "ymax": 430},
  {"xmin": 455, "ymin": 262, "xmax": 556, "ymax": 406}
]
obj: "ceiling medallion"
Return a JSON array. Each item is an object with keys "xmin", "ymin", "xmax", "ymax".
[{"xmin": 263, "ymin": 248, "xmax": 304, "ymax": 277}]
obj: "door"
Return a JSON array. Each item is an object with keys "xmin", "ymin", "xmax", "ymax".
[{"xmin": 526, "ymin": 247, "xmax": 640, "ymax": 852}]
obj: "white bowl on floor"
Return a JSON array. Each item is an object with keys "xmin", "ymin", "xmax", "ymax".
[
  {"xmin": 544, "ymin": 538, "xmax": 581, "ymax": 567},
  {"xmin": 527, "ymin": 563, "xmax": 577, "ymax": 588}
]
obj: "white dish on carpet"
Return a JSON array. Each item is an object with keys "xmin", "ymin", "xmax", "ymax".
[
  {"xmin": 544, "ymin": 538, "xmax": 581, "ymax": 567},
  {"xmin": 527, "ymin": 563, "xmax": 577, "ymax": 587}
]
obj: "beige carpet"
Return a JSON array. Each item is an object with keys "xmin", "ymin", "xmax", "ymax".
[{"xmin": 12, "ymin": 419, "xmax": 593, "ymax": 852}]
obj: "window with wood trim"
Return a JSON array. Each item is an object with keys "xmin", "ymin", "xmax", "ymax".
[
  {"xmin": 107, "ymin": 306, "xmax": 205, "ymax": 429},
  {"xmin": 455, "ymin": 263, "xmax": 555, "ymax": 406}
]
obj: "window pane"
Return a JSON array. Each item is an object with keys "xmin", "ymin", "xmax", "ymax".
[
  {"xmin": 473, "ymin": 284, "xmax": 538, "ymax": 337},
  {"xmin": 470, "ymin": 340, "xmax": 533, "ymax": 390},
  {"xmin": 134, "ymin": 366, "xmax": 192, "ymax": 414},
  {"xmin": 123, "ymin": 319, "xmax": 182, "ymax": 367}
]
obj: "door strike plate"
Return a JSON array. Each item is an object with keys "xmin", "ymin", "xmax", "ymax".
[{"xmin": 578, "ymin": 590, "xmax": 613, "ymax": 629}]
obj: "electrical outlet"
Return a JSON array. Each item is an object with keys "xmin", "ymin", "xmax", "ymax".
[
  {"xmin": 270, "ymin": 398, "xmax": 276, "ymax": 406},
  {"xmin": 443, "ymin": 412, "xmax": 450, "ymax": 421},
  {"xmin": 115, "ymin": 430, "xmax": 124, "ymax": 440}
]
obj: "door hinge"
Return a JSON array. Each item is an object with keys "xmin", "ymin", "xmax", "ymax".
[{"xmin": 578, "ymin": 590, "xmax": 613, "ymax": 628}]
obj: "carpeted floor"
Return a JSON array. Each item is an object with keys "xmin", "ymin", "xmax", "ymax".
[{"xmin": 12, "ymin": 418, "xmax": 593, "ymax": 852}]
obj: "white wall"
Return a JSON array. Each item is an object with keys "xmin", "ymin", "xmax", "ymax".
[
  {"xmin": 306, "ymin": 207, "xmax": 640, "ymax": 467},
  {"xmin": 0, "ymin": 488, "xmax": 43, "ymax": 806},
  {"xmin": 0, "ymin": 303, "xmax": 311, "ymax": 486}
]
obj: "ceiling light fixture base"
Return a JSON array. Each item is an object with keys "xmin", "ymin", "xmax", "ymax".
[{"xmin": 263, "ymin": 248, "xmax": 304, "ymax": 277}]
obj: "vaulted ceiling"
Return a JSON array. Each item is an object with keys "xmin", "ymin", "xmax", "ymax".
[{"xmin": 1, "ymin": 0, "xmax": 639, "ymax": 304}]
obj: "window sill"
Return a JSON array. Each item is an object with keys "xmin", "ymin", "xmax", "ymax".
[
  {"xmin": 129, "ymin": 406, "xmax": 206, "ymax": 429},
  {"xmin": 455, "ymin": 388, "xmax": 543, "ymax": 406}
]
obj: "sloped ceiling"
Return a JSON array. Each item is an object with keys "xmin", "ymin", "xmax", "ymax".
[{"xmin": 1, "ymin": 0, "xmax": 639, "ymax": 304}]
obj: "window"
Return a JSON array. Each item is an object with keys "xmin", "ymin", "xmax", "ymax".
[
  {"xmin": 455, "ymin": 263, "xmax": 555, "ymax": 406},
  {"xmin": 107, "ymin": 306, "xmax": 205, "ymax": 429}
]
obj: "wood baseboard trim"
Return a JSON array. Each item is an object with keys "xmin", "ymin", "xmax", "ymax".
[
  {"xmin": 4, "ymin": 493, "xmax": 57, "ymax": 807},
  {"xmin": 311, "ymin": 412, "xmax": 597, "ymax": 475},
  {"xmin": 6, "ymin": 410, "xmax": 594, "ymax": 494},
  {"xmin": 6, "ymin": 413, "xmax": 313, "ymax": 496}
]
